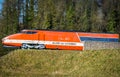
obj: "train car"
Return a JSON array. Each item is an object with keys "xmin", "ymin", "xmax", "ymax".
[{"xmin": 2, "ymin": 29, "xmax": 119, "ymax": 50}]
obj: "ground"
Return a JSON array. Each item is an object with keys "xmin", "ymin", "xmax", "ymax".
[{"xmin": 0, "ymin": 49, "xmax": 120, "ymax": 77}]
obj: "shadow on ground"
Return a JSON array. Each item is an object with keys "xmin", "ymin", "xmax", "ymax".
[{"xmin": 0, "ymin": 47, "xmax": 17, "ymax": 57}]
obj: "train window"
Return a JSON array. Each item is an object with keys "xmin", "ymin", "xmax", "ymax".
[
  {"xmin": 26, "ymin": 31, "xmax": 37, "ymax": 34},
  {"xmin": 21, "ymin": 31, "xmax": 37, "ymax": 34},
  {"xmin": 80, "ymin": 37, "xmax": 119, "ymax": 42}
]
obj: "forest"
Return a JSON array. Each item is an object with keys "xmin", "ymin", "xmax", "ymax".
[{"xmin": 0, "ymin": 0, "xmax": 120, "ymax": 37}]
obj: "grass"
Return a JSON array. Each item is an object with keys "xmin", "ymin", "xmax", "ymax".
[{"xmin": 0, "ymin": 49, "xmax": 120, "ymax": 77}]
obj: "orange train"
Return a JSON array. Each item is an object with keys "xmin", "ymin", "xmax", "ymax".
[{"xmin": 2, "ymin": 29, "xmax": 119, "ymax": 50}]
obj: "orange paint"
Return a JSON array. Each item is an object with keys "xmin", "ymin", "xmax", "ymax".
[{"xmin": 2, "ymin": 29, "xmax": 119, "ymax": 50}]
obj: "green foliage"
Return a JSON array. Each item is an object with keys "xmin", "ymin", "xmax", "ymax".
[
  {"xmin": 1, "ymin": 0, "xmax": 120, "ymax": 33},
  {"xmin": 1, "ymin": 0, "xmax": 18, "ymax": 34},
  {"xmin": 64, "ymin": 5, "xmax": 75, "ymax": 30},
  {"xmin": 107, "ymin": 11, "xmax": 116, "ymax": 33}
]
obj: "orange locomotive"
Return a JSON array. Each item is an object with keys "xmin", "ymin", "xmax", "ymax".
[{"xmin": 2, "ymin": 29, "xmax": 119, "ymax": 50}]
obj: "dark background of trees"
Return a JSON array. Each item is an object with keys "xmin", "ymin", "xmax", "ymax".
[{"xmin": 0, "ymin": 0, "xmax": 120, "ymax": 37}]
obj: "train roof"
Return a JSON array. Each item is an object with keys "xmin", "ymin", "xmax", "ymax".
[
  {"xmin": 22, "ymin": 29, "xmax": 119, "ymax": 34},
  {"xmin": 37, "ymin": 29, "xmax": 119, "ymax": 34}
]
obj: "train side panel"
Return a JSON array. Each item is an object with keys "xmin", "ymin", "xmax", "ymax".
[{"xmin": 38, "ymin": 31, "xmax": 84, "ymax": 50}]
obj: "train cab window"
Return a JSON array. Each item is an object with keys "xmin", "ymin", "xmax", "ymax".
[
  {"xmin": 26, "ymin": 31, "xmax": 37, "ymax": 34},
  {"xmin": 21, "ymin": 31, "xmax": 37, "ymax": 34}
]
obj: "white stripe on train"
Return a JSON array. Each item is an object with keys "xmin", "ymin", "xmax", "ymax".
[{"xmin": 4, "ymin": 39, "xmax": 84, "ymax": 46}]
